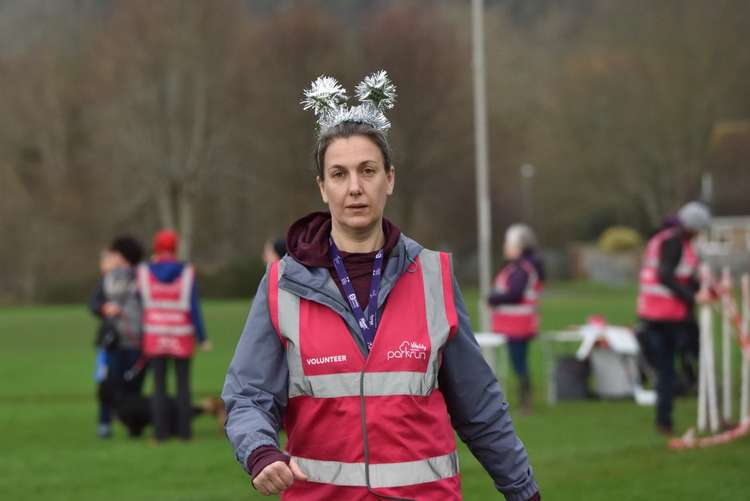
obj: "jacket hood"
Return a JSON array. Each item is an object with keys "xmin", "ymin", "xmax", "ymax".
[
  {"xmin": 286, "ymin": 211, "xmax": 402, "ymax": 268},
  {"xmin": 279, "ymin": 233, "xmax": 422, "ymax": 308},
  {"xmin": 148, "ymin": 260, "xmax": 185, "ymax": 283}
]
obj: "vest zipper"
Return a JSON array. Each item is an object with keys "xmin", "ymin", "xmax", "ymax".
[{"xmin": 359, "ymin": 370, "xmax": 415, "ymax": 501}]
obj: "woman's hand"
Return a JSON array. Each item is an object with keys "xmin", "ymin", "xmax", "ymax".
[
  {"xmin": 252, "ymin": 459, "xmax": 308, "ymax": 495},
  {"xmin": 695, "ymin": 289, "xmax": 716, "ymax": 304},
  {"xmin": 101, "ymin": 302, "xmax": 122, "ymax": 317}
]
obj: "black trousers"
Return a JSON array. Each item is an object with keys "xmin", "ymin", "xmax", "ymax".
[
  {"xmin": 641, "ymin": 321, "xmax": 694, "ymax": 428},
  {"xmin": 151, "ymin": 356, "xmax": 192, "ymax": 440}
]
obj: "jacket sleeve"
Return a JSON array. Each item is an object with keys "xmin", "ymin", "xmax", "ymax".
[
  {"xmin": 658, "ymin": 236, "xmax": 696, "ymax": 307},
  {"xmin": 488, "ymin": 265, "xmax": 529, "ymax": 306},
  {"xmin": 89, "ymin": 277, "xmax": 106, "ymax": 317},
  {"xmin": 439, "ymin": 275, "xmax": 539, "ymax": 501},
  {"xmin": 190, "ymin": 279, "xmax": 207, "ymax": 343},
  {"xmin": 222, "ymin": 272, "xmax": 289, "ymax": 472}
]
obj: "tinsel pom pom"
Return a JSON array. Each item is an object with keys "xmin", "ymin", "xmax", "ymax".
[
  {"xmin": 301, "ymin": 75, "xmax": 348, "ymax": 116},
  {"xmin": 355, "ymin": 70, "xmax": 397, "ymax": 111}
]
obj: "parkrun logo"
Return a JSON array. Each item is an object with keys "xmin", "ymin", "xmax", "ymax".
[
  {"xmin": 306, "ymin": 355, "xmax": 347, "ymax": 366},
  {"xmin": 387, "ymin": 341, "xmax": 428, "ymax": 361}
]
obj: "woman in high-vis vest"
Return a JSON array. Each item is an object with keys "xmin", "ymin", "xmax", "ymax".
[
  {"xmin": 223, "ymin": 72, "xmax": 540, "ymax": 501},
  {"xmin": 636, "ymin": 201, "xmax": 713, "ymax": 435},
  {"xmin": 488, "ymin": 225, "xmax": 544, "ymax": 413}
]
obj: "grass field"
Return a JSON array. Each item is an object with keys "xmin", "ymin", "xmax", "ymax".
[{"xmin": 1, "ymin": 282, "xmax": 747, "ymax": 500}]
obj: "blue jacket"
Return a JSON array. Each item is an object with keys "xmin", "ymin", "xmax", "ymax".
[
  {"xmin": 148, "ymin": 261, "xmax": 207, "ymax": 343},
  {"xmin": 222, "ymin": 235, "xmax": 538, "ymax": 500}
]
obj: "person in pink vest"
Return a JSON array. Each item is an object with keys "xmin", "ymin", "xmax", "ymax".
[
  {"xmin": 138, "ymin": 229, "xmax": 210, "ymax": 442},
  {"xmin": 636, "ymin": 201, "xmax": 713, "ymax": 435},
  {"xmin": 488, "ymin": 224, "xmax": 544, "ymax": 413},
  {"xmin": 223, "ymin": 72, "xmax": 539, "ymax": 500}
]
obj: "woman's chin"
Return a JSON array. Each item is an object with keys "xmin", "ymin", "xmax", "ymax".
[{"xmin": 338, "ymin": 215, "xmax": 379, "ymax": 233}]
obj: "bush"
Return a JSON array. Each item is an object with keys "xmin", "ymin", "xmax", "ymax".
[{"xmin": 597, "ymin": 226, "xmax": 643, "ymax": 254}]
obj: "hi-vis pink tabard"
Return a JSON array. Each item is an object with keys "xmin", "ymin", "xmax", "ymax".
[
  {"xmin": 138, "ymin": 264, "xmax": 195, "ymax": 358},
  {"xmin": 268, "ymin": 249, "xmax": 461, "ymax": 500},
  {"xmin": 637, "ymin": 228, "xmax": 699, "ymax": 321}
]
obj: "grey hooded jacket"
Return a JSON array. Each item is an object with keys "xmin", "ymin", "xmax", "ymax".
[{"xmin": 222, "ymin": 235, "xmax": 539, "ymax": 500}]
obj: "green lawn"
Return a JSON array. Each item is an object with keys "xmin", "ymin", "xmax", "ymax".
[{"xmin": 1, "ymin": 283, "xmax": 747, "ymax": 500}]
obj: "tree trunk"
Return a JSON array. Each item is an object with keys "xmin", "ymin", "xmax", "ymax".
[{"xmin": 178, "ymin": 185, "xmax": 193, "ymax": 261}]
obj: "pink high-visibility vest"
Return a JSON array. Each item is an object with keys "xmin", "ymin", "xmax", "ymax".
[
  {"xmin": 138, "ymin": 264, "xmax": 195, "ymax": 358},
  {"xmin": 637, "ymin": 228, "xmax": 699, "ymax": 321},
  {"xmin": 268, "ymin": 250, "xmax": 461, "ymax": 500},
  {"xmin": 490, "ymin": 260, "xmax": 542, "ymax": 339}
]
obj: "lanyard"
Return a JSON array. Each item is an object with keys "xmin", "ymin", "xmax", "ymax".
[{"xmin": 329, "ymin": 237, "xmax": 384, "ymax": 350}]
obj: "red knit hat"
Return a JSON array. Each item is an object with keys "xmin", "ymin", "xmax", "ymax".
[{"xmin": 153, "ymin": 229, "xmax": 178, "ymax": 254}]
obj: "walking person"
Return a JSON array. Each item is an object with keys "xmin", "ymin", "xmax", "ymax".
[
  {"xmin": 89, "ymin": 236, "xmax": 146, "ymax": 438},
  {"xmin": 488, "ymin": 224, "xmax": 544, "ymax": 413},
  {"xmin": 637, "ymin": 201, "xmax": 714, "ymax": 435},
  {"xmin": 138, "ymin": 229, "xmax": 210, "ymax": 442},
  {"xmin": 223, "ymin": 72, "xmax": 539, "ymax": 500}
]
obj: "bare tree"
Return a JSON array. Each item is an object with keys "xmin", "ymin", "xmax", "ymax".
[
  {"xmin": 359, "ymin": 3, "xmax": 474, "ymax": 246},
  {"xmin": 90, "ymin": 0, "xmax": 251, "ymax": 259}
]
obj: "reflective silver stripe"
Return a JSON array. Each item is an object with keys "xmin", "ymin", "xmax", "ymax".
[
  {"xmin": 280, "ymin": 251, "xmax": 454, "ymax": 399},
  {"xmin": 641, "ymin": 265, "xmax": 693, "ymax": 281},
  {"xmin": 494, "ymin": 304, "xmax": 535, "ymax": 315},
  {"xmin": 143, "ymin": 324, "xmax": 194, "ymax": 336},
  {"xmin": 289, "ymin": 371, "xmax": 433, "ymax": 399},
  {"xmin": 293, "ymin": 451, "xmax": 459, "ymax": 488},
  {"xmin": 418, "ymin": 250, "xmax": 451, "ymax": 391},
  {"xmin": 278, "ymin": 261, "xmax": 311, "ymax": 398},
  {"xmin": 138, "ymin": 264, "xmax": 151, "ymax": 304},
  {"xmin": 644, "ymin": 257, "xmax": 694, "ymax": 276},
  {"xmin": 640, "ymin": 283, "xmax": 674, "ymax": 298}
]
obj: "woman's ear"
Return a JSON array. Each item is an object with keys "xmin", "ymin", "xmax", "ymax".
[
  {"xmin": 317, "ymin": 175, "xmax": 329, "ymax": 204},
  {"xmin": 386, "ymin": 165, "xmax": 395, "ymax": 196}
]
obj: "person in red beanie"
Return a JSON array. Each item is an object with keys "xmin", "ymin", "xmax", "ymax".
[{"xmin": 137, "ymin": 229, "xmax": 211, "ymax": 442}]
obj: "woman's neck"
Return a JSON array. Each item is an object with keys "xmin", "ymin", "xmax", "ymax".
[{"xmin": 330, "ymin": 220, "xmax": 385, "ymax": 253}]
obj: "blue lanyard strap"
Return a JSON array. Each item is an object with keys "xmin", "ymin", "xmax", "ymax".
[{"xmin": 329, "ymin": 237, "xmax": 384, "ymax": 351}]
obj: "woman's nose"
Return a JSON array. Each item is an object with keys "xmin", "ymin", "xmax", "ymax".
[{"xmin": 348, "ymin": 174, "xmax": 362, "ymax": 195}]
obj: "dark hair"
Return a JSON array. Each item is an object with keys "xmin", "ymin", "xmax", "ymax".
[
  {"xmin": 272, "ymin": 238, "xmax": 286, "ymax": 258},
  {"xmin": 314, "ymin": 122, "xmax": 393, "ymax": 179},
  {"xmin": 109, "ymin": 236, "xmax": 144, "ymax": 266}
]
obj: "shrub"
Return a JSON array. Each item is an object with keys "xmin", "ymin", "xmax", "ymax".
[{"xmin": 597, "ymin": 226, "xmax": 643, "ymax": 254}]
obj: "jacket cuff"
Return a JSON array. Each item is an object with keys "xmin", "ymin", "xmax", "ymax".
[
  {"xmin": 247, "ymin": 445, "xmax": 290, "ymax": 480},
  {"xmin": 504, "ymin": 478, "xmax": 540, "ymax": 501}
]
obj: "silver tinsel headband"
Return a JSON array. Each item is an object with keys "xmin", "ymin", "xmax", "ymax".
[{"xmin": 301, "ymin": 70, "xmax": 397, "ymax": 134}]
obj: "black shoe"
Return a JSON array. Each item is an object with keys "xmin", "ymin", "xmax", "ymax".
[{"xmin": 656, "ymin": 424, "xmax": 674, "ymax": 437}]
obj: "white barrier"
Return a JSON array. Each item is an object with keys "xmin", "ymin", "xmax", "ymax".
[
  {"xmin": 741, "ymin": 275, "xmax": 750, "ymax": 421},
  {"xmin": 721, "ymin": 268, "xmax": 733, "ymax": 422},
  {"xmin": 672, "ymin": 267, "xmax": 750, "ymax": 449}
]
